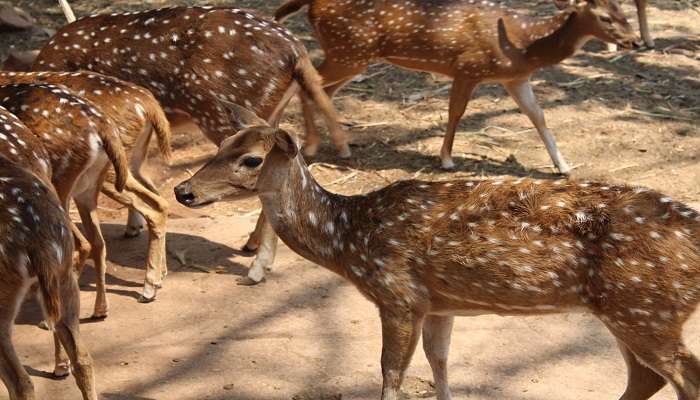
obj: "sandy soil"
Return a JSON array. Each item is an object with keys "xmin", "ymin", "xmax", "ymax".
[{"xmin": 2, "ymin": 0, "xmax": 700, "ymax": 398}]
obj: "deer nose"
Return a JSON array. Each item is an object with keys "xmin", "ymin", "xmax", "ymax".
[{"xmin": 174, "ymin": 181, "xmax": 195, "ymax": 206}]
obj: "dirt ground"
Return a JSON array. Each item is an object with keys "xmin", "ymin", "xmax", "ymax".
[{"xmin": 2, "ymin": 0, "xmax": 700, "ymax": 399}]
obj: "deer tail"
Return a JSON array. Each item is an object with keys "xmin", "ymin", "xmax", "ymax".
[
  {"xmin": 274, "ymin": 0, "xmax": 312, "ymax": 21},
  {"xmin": 35, "ymin": 216, "xmax": 72, "ymax": 329},
  {"xmin": 99, "ymin": 121, "xmax": 129, "ymax": 192},
  {"xmin": 143, "ymin": 101, "xmax": 173, "ymax": 163}
]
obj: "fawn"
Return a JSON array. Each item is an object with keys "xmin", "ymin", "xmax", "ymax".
[
  {"xmin": 0, "ymin": 82, "xmax": 136, "ymax": 317},
  {"xmin": 0, "ymin": 71, "xmax": 172, "ymax": 303},
  {"xmin": 32, "ymin": 5, "xmax": 349, "ymax": 157},
  {"xmin": 0, "ymin": 107, "xmax": 96, "ymax": 399},
  {"xmin": 275, "ymin": 0, "xmax": 640, "ymax": 172},
  {"xmin": 176, "ymin": 105, "xmax": 700, "ymax": 400}
]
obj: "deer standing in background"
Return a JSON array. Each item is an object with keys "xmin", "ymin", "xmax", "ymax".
[
  {"xmin": 0, "ymin": 107, "xmax": 96, "ymax": 399},
  {"xmin": 175, "ymin": 106, "xmax": 700, "ymax": 400},
  {"xmin": 0, "ymin": 82, "xmax": 134, "ymax": 317},
  {"xmin": 0, "ymin": 71, "xmax": 172, "ymax": 303},
  {"xmin": 276, "ymin": 0, "xmax": 641, "ymax": 172}
]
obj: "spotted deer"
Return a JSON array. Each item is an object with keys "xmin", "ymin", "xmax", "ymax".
[
  {"xmin": 556, "ymin": 0, "xmax": 653, "ymax": 50},
  {"xmin": 0, "ymin": 82, "xmax": 137, "ymax": 318},
  {"xmin": 0, "ymin": 107, "xmax": 96, "ymax": 399},
  {"xmin": 176, "ymin": 106, "xmax": 700, "ymax": 400},
  {"xmin": 276, "ymin": 0, "xmax": 640, "ymax": 173},
  {"xmin": 33, "ymin": 5, "xmax": 349, "ymax": 157}
]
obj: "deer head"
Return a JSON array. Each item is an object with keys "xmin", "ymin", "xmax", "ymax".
[
  {"xmin": 175, "ymin": 104, "xmax": 294, "ymax": 208},
  {"xmin": 560, "ymin": 0, "xmax": 641, "ymax": 49}
]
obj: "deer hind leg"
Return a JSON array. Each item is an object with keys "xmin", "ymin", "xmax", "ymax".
[
  {"xmin": 610, "ymin": 325, "xmax": 700, "ymax": 400},
  {"xmin": 74, "ymin": 179, "xmax": 109, "ymax": 319},
  {"xmin": 69, "ymin": 220, "xmax": 91, "ymax": 277},
  {"xmin": 616, "ymin": 339, "xmax": 666, "ymax": 399},
  {"xmin": 123, "ymin": 122, "xmax": 160, "ymax": 238},
  {"xmin": 422, "ymin": 315, "xmax": 454, "ymax": 400},
  {"xmin": 0, "ymin": 284, "xmax": 35, "ymax": 399},
  {"xmin": 54, "ymin": 271, "xmax": 97, "ymax": 400},
  {"xmin": 380, "ymin": 309, "xmax": 425, "ymax": 400},
  {"xmin": 441, "ymin": 77, "xmax": 477, "ymax": 170},
  {"xmin": 102, "ymin": 175, "xmax": 168, "ymax": 302},
  {"xmin": 238, "ymin": 214, "xmax": 278, "ymax": 286},
  {"xmin": 503, "ymin": 79, "xmax": 571, "ymax": 174},
  {"xmin": 299, "ymin": 59, "xmax": 366, "ymax": 158}
]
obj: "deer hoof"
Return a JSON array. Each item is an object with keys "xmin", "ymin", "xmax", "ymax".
[
  {"xmin": 441, "ymin": 158, "xmax": 456, "ymax": 170},
  {"xmin": 123, "ymin": 225, "xmax": 144, "ymax": 238},
  {"xmin": 241, "ymin": 243, "xmax": 258, "ymax": 253},
  {"xmin": 53, "ymin": 363, "xmax": 70, "ymax": 379},
  {"xmin": 303, "ymin": 142, "xmax": 319, "ymax": 157},
  {"xmin": 137, "ymin": 294, "xmax": 156, "ymax": 303},
  {"xmin": 337, "ymin": 145, "xmax": 352, "ymax": 159},
  {"xmin": 236, "ymin": 276, "xmax": 265, "ymax": 286},
  {"xmin": 37, "ymin": 320, "xmax": 50, "ymax": 330}
]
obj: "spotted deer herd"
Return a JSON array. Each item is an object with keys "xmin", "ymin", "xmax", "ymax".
[{"xmin": 0, "ymin": 0, "xmax": 693, "ymax": 399}]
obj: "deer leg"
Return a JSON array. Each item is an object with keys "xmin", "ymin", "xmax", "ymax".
[
  {"xmin": 610, "ymin": 326, "xmax": 700, "ymax": 400},
  {"xmin": 503, "ymin": 79, "xmax": 571, "ymax": 174},
  {"xmin": 380, "ymin": 309, "xmax": 424, "ymax": 400},
  {"xmin": 102, "ymin": 176, "xmax": 168, "ymax": 302},
  {"xmin": 636, "ymin": 0, "xmax": 654, "ymax": 48},
  {"xmin": 268, "ymin": 81, "xmax": 300, "ymax": 128},
  {"xmin": 299, "ymin": 60, "xmax": 366, "ymax": 157},
  {"xmin": 422, "ymin": 315, "xmax": 454, "ymax": 400},
  {"xmin": 69, "ymin": 220, "xmax": 91, "ymax": 277},
  {"xmin": 242, "ymin": 212, "xmax": 266, "ymax": 252},
  {"xmin": 616, "ymin": 339, "xmax": 666, "ymax": 399},
  {"xmin": 54, "ymin": 271, "xmax": 97, "ymax": 400},
  {"xmin": 0, "ymin": 285, "xmax": 35, "ymax": 400},
  {"xmin": 238, "ymin": 214, "xmax": 278, "ymax": 286},
  {"xmin": 441, "ymin": 78, "xmax": 477, "ymax": 170},
  {"xmin": 74, "ymin": 185, "xmax": 109, "ymax": 319}
]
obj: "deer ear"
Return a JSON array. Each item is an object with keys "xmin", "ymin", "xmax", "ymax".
[
  {"xmin": 221, "ymin": 100, "xmax": 268, "ymax": 131},
  {"xmin": 273, "ymin": 129, "xmax": 298, "ymax": 158}
]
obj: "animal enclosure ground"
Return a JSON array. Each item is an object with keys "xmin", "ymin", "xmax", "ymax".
[{"xmin": 3, "ymin": 0, "xmax": 700, "ymax": 398}]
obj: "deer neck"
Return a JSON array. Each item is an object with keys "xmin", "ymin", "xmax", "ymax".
[
  {"xmin": 518, "ymin": 10, "xmax": 592, "ymax": 69},
  {"xmin": 257, "ymin": 153, "xmax": 358, "ymax": 276}
]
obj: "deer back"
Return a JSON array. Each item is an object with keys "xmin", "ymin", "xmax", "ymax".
[
  {"xmin": 34, "ymin": 6, "xmax": 308, "ymax": 142},
  {"xmin": 0, "ymin": 83, "xmax": 128, "ymax": 195},
  {"xmin": 0, "ymin": 71, "xmax": 171, "ymax": 157},
  {"xmin": 0, "ymin": 106, "xmax": 52, "ymax": 182}
]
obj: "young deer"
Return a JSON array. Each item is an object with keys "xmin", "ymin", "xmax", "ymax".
[
  {"xmin": 0, "ymin": 82, "xmax": 137, "ymax": 316},
  {"xmin": 275, "ymin": 0, "xmax": 641, "ymax": 172},
  {"xmin": 556, "ymin": 0, "xmax": 653, "ymax": 50},
  {"xmin": 0, "ymin": 108, "xmax": 96, "ymax": 399},
  {"xmin": 32, "ymin": 5, "xmax": 349, "ymax": 157},
  {"xmin": 176, "ymin": 106, "xmax": 700, "ymax": 400}
]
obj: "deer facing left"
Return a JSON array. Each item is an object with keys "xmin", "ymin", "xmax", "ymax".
[{"xmin": 176, "ymin": 106, "xmax": 700, "ymax": 400}]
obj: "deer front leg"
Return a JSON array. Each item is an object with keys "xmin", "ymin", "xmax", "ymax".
[
  {"xmin": 380, "ymin": 308, "xmax": 425, "ymax": 400},
  {"xmin": 242, "ymin": 212, "xmax": 267, "ymax": 252},
  {"xmin": 238, "ymin": 214, "xmax": 278, "ymax": 286},
  {"xmin": 423, "ymin": 315, "xmax": 454, "ymax": 400},
  {"xmin": 502, "ymin": 79, "xmax": 571, "ymax": 174},
  {"xmin": 441, "ymin": 78, "xmax": 477, "ymax": 170}
]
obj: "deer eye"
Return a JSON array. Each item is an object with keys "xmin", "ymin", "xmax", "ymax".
[
  {"xmin": 242, "ymin": 157, "xmax": 263, "ymax": 168},
  {"xmin": 599, "ymin": 15, "xmax": 613, "ymax": 23}
]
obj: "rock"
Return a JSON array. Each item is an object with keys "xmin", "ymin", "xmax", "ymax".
[{"xmin": 0, "ymin": 4, "xmax": 35, "ymax": 30}]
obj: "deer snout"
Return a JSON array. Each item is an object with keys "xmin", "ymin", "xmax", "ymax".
[{"xmin": 174, "ymin": 181, "xmax": 196, "ymax": 206}]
